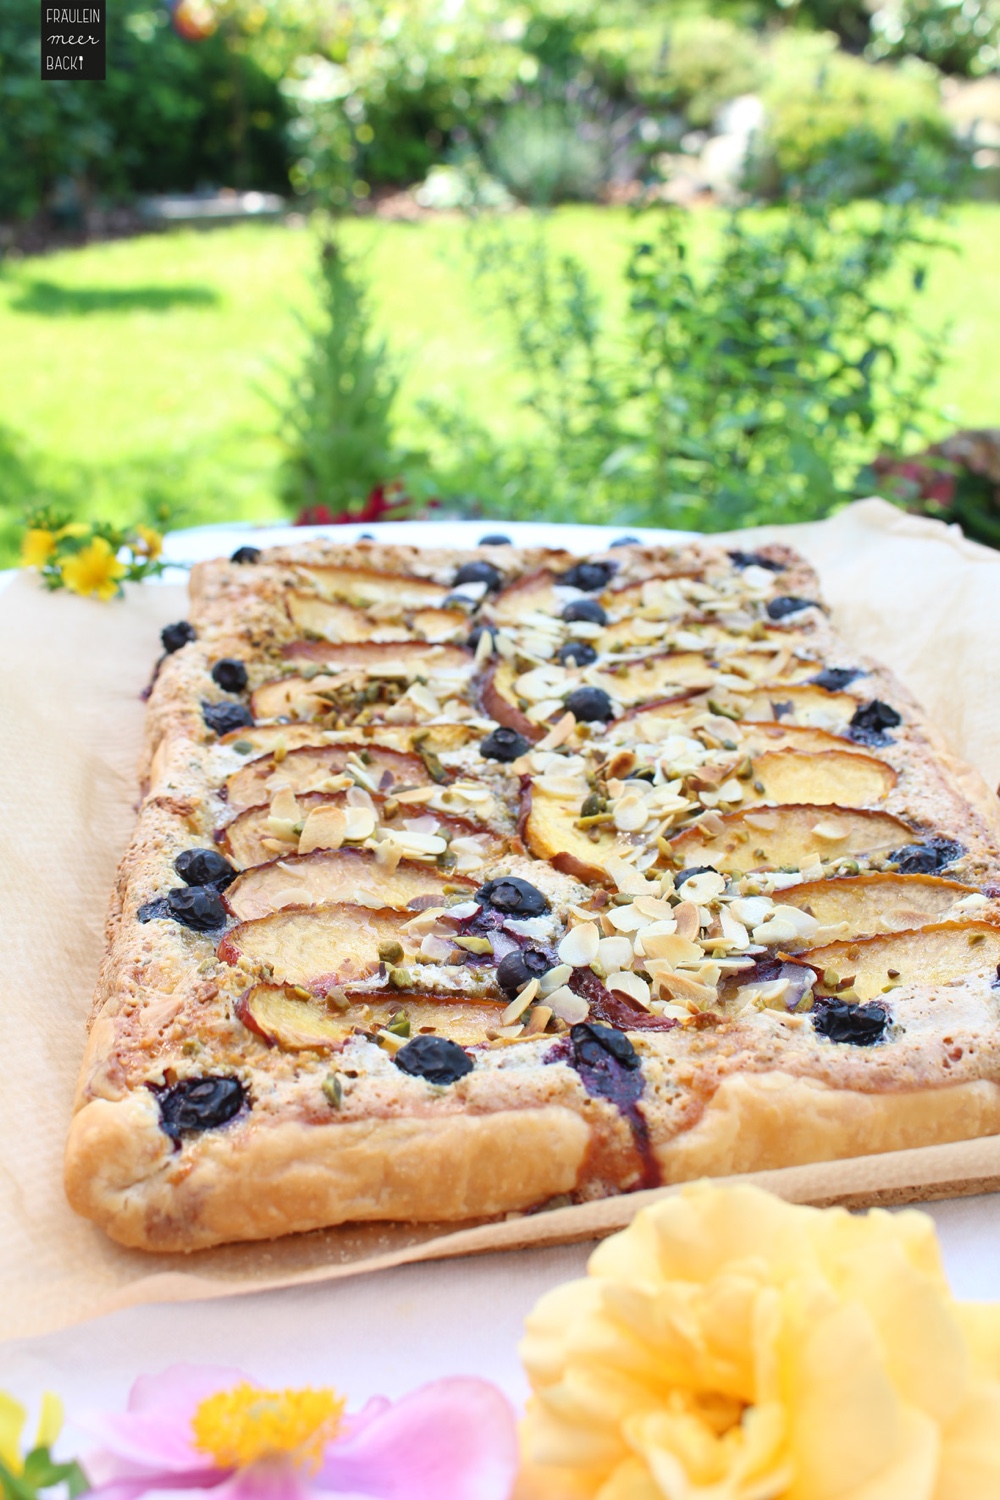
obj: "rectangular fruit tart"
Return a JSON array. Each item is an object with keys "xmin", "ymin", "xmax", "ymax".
[{"xmin": 64, "ymin": 536, "xmax": 1000, "ymax": 1251}]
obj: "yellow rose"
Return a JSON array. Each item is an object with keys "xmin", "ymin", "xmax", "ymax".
[
  {"xmin": 60, "ymin": 536, "xmax": 127, "ymax": 601},
  {"xmin": 518, "ymin": 1183, "xmax": 1000, "ymax": 1500},
  {"xmin": 19, "ymin": 528, "xmax": 56, "ymax": 568}
]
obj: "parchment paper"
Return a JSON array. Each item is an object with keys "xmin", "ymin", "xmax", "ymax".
[{"xmin": 4, "ymin": 497, "xmax": 1000, "ymax": 1342}]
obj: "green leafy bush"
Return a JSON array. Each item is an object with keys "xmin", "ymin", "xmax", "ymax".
[
  {"xmin": 486, "ymin": 101, "xmax": 608, "ymax": 203},
  {"xmin": 585, "ymin": 13, "xmax": 767, "ymax": 126},
  {"xmin": 752, "ymin": 34, "xmax": 962, "ymax": 199},
  {"xmin": 425, "ymin": 200, "xmax": 945, "ymax": 531},
  {"xmin": 868, "ymin": 0, "xmax": 1000, "ymax": 75}
]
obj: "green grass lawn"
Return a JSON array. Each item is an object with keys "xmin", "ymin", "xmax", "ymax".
[{"xmin": 0, "ymin": 203, "xmax": 998, "ymax": 562}]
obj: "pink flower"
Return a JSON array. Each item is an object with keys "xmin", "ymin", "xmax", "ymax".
[{"xmin": 80, "ymin": 1365, "xmax": 518, "ymax": 1500}]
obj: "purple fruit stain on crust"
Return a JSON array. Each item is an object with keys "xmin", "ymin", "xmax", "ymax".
[{"xmin": 548, "ymin": 1022, "xmax": 661, "ymax": 1189}]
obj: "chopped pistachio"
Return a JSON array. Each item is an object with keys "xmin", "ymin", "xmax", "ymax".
[
  {"xmin": 735, "ymin": 757, "xmax": 754, "ymax": 780},
  {"xmin": 822, "ymin": 969, "xmax": 841, "ymax": 987},
  {"xmin": 322, "ymin": 1073, "xmax": 343, "ymax": 1109},
  {"xmin": 378, "ymin": 940, "xmax": 404, "ymax": 964},
  {"xmin": 707, "ymin": 699, "xmax": 741, "ymax": 721},
  {"xmin": 386, "ymin": 1011, "xmax": 411, "ymax": 1038},
  {"xmin": 454, "ymin": 935, "xmax": 493, "ymax": 954},
  {"xmin": 387, "ymin": 966, "xmax": 413, "ymax": 988},
  {"xmin": 575, "ymin": 812, "xmax": 615, "ymax": 829},
  {"xmin": 231, "ymin": 739, "xmax": 254, "ymax": 755}
]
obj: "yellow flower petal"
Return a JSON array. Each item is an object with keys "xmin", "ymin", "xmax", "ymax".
[
  {"xmin": 0, "ymin": 1391, "xmax": 26, "ymax": 1474},
  {"xmin": 34, "ymin": 1391, "xmax": 63, "ymax": 1451},
  {"xmin": 60, "ymin": 536, "xmax": 127, "ymax": 601},
  {"xmin": 133, "ymin": 524, "xmax": 163, "ymax": 560},
  {"xmin": 936, "ymin": 1382, "xmax": 1000, "ymax": 1499},
  {"xmin": 20, "ymin": 528, "xmax": 55, "ymax": 568},
  {"xmin": 519, "ymin": 1184, "xmax": 1000, "ymax": 1500}
]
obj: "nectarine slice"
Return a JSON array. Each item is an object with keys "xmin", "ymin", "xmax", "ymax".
[
  {"xmin": 782, "ymin": 873, "xmax": 981, "ymax": 940},
  {"xmin": 224, "ymin": 847, "xmax": 476, "ymax": 921},
  {"xmin": 744, "ymin": 749, "xmax": 896, "ymax": 808},
  {"xmin": 669, "ymin": 804, "xmax": 916, "ymax": 875}
]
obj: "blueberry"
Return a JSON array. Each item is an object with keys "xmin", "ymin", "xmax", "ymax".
[
  {"xmin": 766, "ymin": 595, "xmax": 818, "ymax": 620},
  {"xmin": 154, "ymin": 1076, "xmax": 245, "ymax": 1138},
  {"xmin": 478, "ymin": 533, "xmax": 512, "ymax": 546},
  {"xmin": 480, "ymin": 726, "xmax": 531, "ymax": 763},
  {"xmin": 137, "ymin": 897, "xmax": 171, "ymax": 923},
  {"xmin": 811, "ymin": 666, "xmax": 864, "ymax": 691},
  {"xmin": 175, "ymin": 848, "xmax": 237, "ymax": 889},
  {"xmin": 160, "ymin": 886, "xmax": 228, "ymax": 931},
  {"xmin": 609, "ymin": 535, "xmax": 640, "ymax": 548},
  {"xmin": 211, "ymin": 658, "xmax": 248, "ymax": 694},
  {"xmin": 467, "ymin": 624, "xmax": 498, "ymax": 653},
  {"xmin": 570, "ymin": 1022, "xmax": 640, "ymax": 1071},
  {"xmin": 565, "ymin": 686, "xmax": 613, "ymax": 723},
  {"xmin": 560, "ymin": 561, "xmax": 613, "ymax": 592},
  {"xmin": 558, "ymin": 640, "xmax": 598, "ymax": 668},
  {"xmin": 203, "ymin": 702, "xmax": 253, "ymax": 736},
  {"xmin": 496, "ymin": 947, "xmax": 550, "ymax": 994},
  {"xmin": 890, "ymin": 838, "xmax": 964, "ymax": 874},
  {"xmin": 230, "ymin": 546, "xmax": 261, "ymax": 565},
  {"xmin": 848, "ymin": 700, "xmax": 901, "ymax": 746},
  {"xmin": 812, "ymin": 999, "xmax": 888, "ymax": 1046},
  {"xmin": 728, "ymin": 550, "xmax": 783, "ymax": 572},
  {"xmin": 454, "ymin": 561, "xmax": 502, "ymax": 591},
  {"xmin": 562, "ymin": 599, "xmax": 607, "ymax": 626},
  {"xmin": 393, "ymin": 1035, "xmax": 474, "ymax": 1086},
  {"xmin": 476, "ymin": 876, "xmax": 550, "ymax": 917},
  {"xmin": 675, "ymin": 865, "xmax": 719, "ymax": 888},
  {"xmin": 161, "ymin": 620, "xmax": 196, "ymax": 654}
]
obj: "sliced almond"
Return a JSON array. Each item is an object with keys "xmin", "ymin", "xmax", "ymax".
[
  {"xmin": 637, "ymin": 932, "xmax": 703, "ymax": 965},
  {"xmin": 419, "ymin": 933, "xmax": 456, "ymax": 963},
  {"xmin": 523, "ymin": 1004, "xmax": 554, "ymax": 1035},
  {"xmin": 673, "ymin": 901, "xmax": 700, "ymax": 940},
  {"xmin": 558, "ymin": 922, "xmax": 601, "ymax": 967},
  {"xmin": 298, "ymin": 805, "xmax": 347, "ymax": 855},
  {"xmin": 606, "ymin": 971, "xmax": 651, "ymax": 1009},
  {"xmin": 597, "ymin": 935, "xmax": 634, "ymax": 971},
  {"xmin": 613, "ymin": 795, "xmax": 649, "ymax": 833},
  {"xmin": 545, "ymin": 986, "xmax": 590, "ymax": 1024},
  {"xmin": 538, "ymin": 963, "xmax": 574, "ymax": 996},
  {"xmin": 501, "ymin": 978, "xmax": 540, "ymax": 1025},
  {"xmin": 602, "ymin": 855, "xmax": 653, "ymax": 895}
]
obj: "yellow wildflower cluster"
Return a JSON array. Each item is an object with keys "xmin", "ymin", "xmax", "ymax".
[{"xmin": 18, "ymin": 514, "xmax": 165, "ymax": 600}]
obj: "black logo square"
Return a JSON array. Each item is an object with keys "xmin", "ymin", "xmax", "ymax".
[{"xmin": 41, "ymin": 3, "xmax": 106, "ymax": 81}]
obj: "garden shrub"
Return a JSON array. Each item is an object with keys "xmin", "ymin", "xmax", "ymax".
[
  {"xmin": 275, "ymin": 237, "xmax": 418, "ymax": 520},
  {"xmin": 754, "ymin": 33, "xmax": 961, "ymax": 198},
  {"xmin": 584, "ymin": 13, "xmax": 768, "ymax": 126},
  {"xmin": 486, "ymin": 100, "xmax": 608, "ymax": 203},
  {"xmin": 868, "ymin": 0, "xmax": 1000, "ymax": 76},
  {"xmin": 422, "ymin": 198, "xmax": 945, "ymax": 531}
]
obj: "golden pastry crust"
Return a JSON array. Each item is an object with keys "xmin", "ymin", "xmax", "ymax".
[{"xmin": 65, "ymin": 537, "xmax": 1000, "ymax": 1250}]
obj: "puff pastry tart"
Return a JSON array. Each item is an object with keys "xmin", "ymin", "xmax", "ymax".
[{"xmin": 64, "ymin": 537, "xmax": 1000, "ymax": 1250}]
